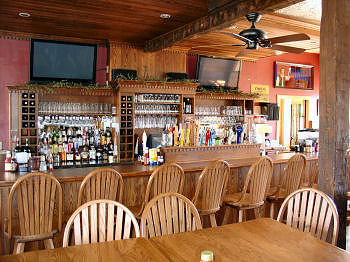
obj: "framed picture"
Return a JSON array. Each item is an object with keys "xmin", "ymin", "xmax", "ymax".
[{"xmin": 275, "ymin": 62, "xmax": 314, "ymax": 89}]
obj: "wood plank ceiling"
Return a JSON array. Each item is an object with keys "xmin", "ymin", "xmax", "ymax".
[
  {"xmin": 0, "ymin": 0, "xmax": 320, "ymax": 60},
  {"xmin": 171, "ymin": 13, "xmax": 320, "ymax": 61}
]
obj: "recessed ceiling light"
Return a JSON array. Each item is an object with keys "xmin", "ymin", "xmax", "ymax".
[
  {"xmin": 229, "ymin": 25, "xmax": 238, "ymax": 29},
  {"xmin": 19, "ymin": 12, "xmax": 30, "ymax": 18},
  {"xmin": 160, "ymin": 13, "xmax": 171, "ymax": 19}
]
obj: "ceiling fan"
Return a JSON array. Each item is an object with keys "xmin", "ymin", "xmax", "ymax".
[{"xmin": 192, "ymin": 12, "xmax": 310, "ymax": 57}]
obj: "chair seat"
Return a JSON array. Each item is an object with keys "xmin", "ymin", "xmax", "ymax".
[
  {"xmin": 223, "ymin": 193, "xmax": 264, "ymax": 209},
  {"xmin": 267, "ymin": 188, "xmax": 287, "ymax": 201},
  {"xmin": 194, "ymin": 198, "xmax": 220, "ymax": 215}
]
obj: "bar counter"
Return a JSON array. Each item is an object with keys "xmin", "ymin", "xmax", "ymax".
[{"xmin": 0, "ymin": 152, "xmax": 318, "ymax": 254}]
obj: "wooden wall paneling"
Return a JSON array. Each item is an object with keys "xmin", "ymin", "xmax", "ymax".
[
  {"xmin": 109, "ymin": 43, "xmax": 186, "ymax": 80},
  {"xmin": 319, "ymin": 0, "xmax": 349, "ymax": 249}
]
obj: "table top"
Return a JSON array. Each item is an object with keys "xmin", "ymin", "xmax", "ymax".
[
  {"xmin": 1, "ymin": 218, "xmax": 348, "ymax": 262},
  {"xmin": 150, "ymin": 218, "xmax": 350, "ymax": 262},
  {"xmin": 0, "ymin": 237, "xmax": 168, "ymax": 262}
]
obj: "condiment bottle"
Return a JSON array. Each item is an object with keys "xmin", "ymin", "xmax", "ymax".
[{"xmin": 200, "ymin": 250, "xmax": 214, "ymax": 262}]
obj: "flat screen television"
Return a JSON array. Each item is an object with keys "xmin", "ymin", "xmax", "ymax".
[
  {"xmin": 30, "ymin": 39, "xmax": 97, "ymax": 84},
  {"xmin": 196, "ymin": 56, "xmax": 241, "ymax": 89}
]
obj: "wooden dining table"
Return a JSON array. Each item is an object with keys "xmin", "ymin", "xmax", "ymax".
[{"xmin": 1, "ymin": 218, "xmax": 349, "ymax": 262}]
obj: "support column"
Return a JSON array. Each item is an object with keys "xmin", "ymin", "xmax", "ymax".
[{"xmin": 319, "ymin": 0, "xmax": 349, "ymax": 249}]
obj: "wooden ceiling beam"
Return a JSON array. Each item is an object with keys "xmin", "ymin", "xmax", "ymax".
[{"xmin": 144, "ymin": 0, "xmax": 304, "ymax": 52}]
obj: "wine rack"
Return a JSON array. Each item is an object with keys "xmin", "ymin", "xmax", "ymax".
[
  {"xmin": 119, "ymin": 95, "xmax": 134, "ymax": 162},
  {"xmin": 20, "ymin": 91, "xmax": 38, "ymax": 153}
]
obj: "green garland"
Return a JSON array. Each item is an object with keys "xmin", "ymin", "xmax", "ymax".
[
  {"xmin": 114, "ymin": 74, "xmax": 198, "ymax": 85},
  {"xmin": 22, "ymin": 82, "xmax": 112, "ymax": 94},
  {"xmin": 196, "ymin": 86, "xmax": 259, "ymax": 98}
]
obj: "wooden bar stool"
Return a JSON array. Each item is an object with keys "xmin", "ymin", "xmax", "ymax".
[
  {"xmin": 141, "ymin": 192, "xmax": 202, "ymax": 238},
  {"xmin": 77, "ymin": 167, "xmax": 124, "ymax": 206},
  {"xmin": 267, "ymin": 153, "xmax": 306, "ymax": 219},
  {"xmin": 192, "ymin": 160, "xmax": 229, "ymax": 227},
  {"xmin": 5, "ymin": 172, "xmax": 62, "ymax": 254},
  {"xmin": 222, "ymin": 156, "xmax": 273, "ymax": 224},
  {"xmin": 277, "ymin": 188, "xmax": 339, "ymax": 245},
  {"xmin": 129, "ymin": 162, "xmax": 184, "ymax": 219},
  {"xmin": 63, "ymin": 199, "xmax": 140, "ymax": 247}
]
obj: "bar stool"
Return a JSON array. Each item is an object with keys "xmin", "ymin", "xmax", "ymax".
[
  {"xmin": 5, "ymin": 172, "xmax": 62, "ymax": 254},
  {"xmin": 129, "ymin": 162, "xmax": 184, "ymax": 219},
  {"xmin": 267, "ymin": 153, "xmax": 306, "ymax": 219},
  {"xmin": 77, "ymin": 167, "xmax": 124, "ymax": 206},
  {"xmin": 192, "ymin": 160, "xmax": 230, "ymax": 227},
  {"xmin": 222, "ymin": 156, "xmax": 273, "ymax": 224}
]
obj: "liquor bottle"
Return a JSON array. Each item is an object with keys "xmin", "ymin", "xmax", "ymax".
[
  {"xmin": 23, "ymin": 138, "xmax": 32, "ymax": 158},
  {"xmin": 66, "ymin": 144, "xmax": 74, "ymax": 166},
  {"xmin": 102, "ymin": 144, "xmax": 108, "ymax": 164},
  {"xmin": 81, "ymin": 142, "xmax": 89, "ymax": 165},
  {"xmin": 53, "ymin": 152, "xmax": 60, "ymax": 168},
  {"xmin": 108, "ymin": 140, "xmax": 114, "ymax": 164},
  {"xmin": 89, "ymin": 145, "xmax": 96, "ymax": 164},
  {"xmin": 74, "ymin": 147, "xmax": 81, "ymax": 166},
  {"xmin": 14, "ymin": 138, "xmax": 22, "ymax": 153},
  {"xmin": 5, "ymin": 151, "xmax": 16, "ymax": 172},
  {"xmin": 39, "ymin": 155, "xmax": 47, "ymax": 172},
  {"xmin": 48, "ymin": 152, "xmax": 54, "ymax": 172},
  {"xmin": 96, "ymin": 143, "xmax": 103, "ymax": 164}
]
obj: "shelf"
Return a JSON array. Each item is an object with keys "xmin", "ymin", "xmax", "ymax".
[
  {"xmin": 39, "ymin": 113, "xmax": 114, "ymax": 116},
  {"xmin": 134, "ymin": 101, "xmax": 181, "ymax": 105},
  {"xmin": 134, "ymin": 113, "xmax": 180, "ymax": 116}
]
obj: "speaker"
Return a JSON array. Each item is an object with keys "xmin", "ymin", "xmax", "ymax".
[
  {"xmin": 165, "ymin": 72, "xmax": 188, "ymax": 81},
  {"xmin": 112, "ymin": 69, "xmax": 137, "ymax": 80}
]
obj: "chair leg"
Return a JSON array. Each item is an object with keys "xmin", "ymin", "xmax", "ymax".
[
  {"xmin": 13, "ymin": 242, "xmax": 25, "ymax": 254},
  {"xmin": 238, "ymin": 209, "xmax": 244, "ymax": 222},
  {"xmin": 209, "ymin": 214, "xmax": 217, "ymax": 228},
  {"xmin": 254, "ymin": 207, "xmax": 261, "ymax": 219},
  {"xmin": 222, "ymin": 205, "xmax": 231, "ymax": 225},
  {"xmin": 44, "ymin": 239, "xmax": 55, "ymax": 249},
  {"xmin": 270, "ymin": 202, "xmax": 275, "ymax": 219}
]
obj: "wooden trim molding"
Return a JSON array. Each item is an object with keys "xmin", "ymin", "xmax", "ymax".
[
  {"xmin": 113, "ymin": 80, "xmax": 198, "ymax": 95},
  {"xmin": 144, "ymin": 0, "xmax": 305, "ymax": 52}
]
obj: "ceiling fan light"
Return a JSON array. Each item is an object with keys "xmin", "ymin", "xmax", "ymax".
[{"xmin": 160, "ymin": 13, "xmax": 171, "ymax": 19}]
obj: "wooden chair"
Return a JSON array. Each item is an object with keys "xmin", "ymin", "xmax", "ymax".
[
  {"xmin": 130, "ymin": 163, "xmax": 184, "ymax": 218},
  {"xmin": 309, "ymin": 162, "xmax": 318, "ymax": 188},
  {"xmin": 62, "ymin": 199, "xmax": 140, "ymax": 247},
  {"xmin": 77, "ymin": 167, "xmax": 124, "ymax": 206},
  {"xmin": 6, "ymin": 172, "xmax": 63, "ymax": 254},
  {"xmin": 192, "ymin": 160, "xmax": 229, "ymax": 227},
  {"xmin": 140, "ymin": 192, "xmax": 202, "ymax": 238},
  {"xmin": 267, "ymin": 153, "xmax": 306, "ymax": 218},
  {"xmin": 277, "ymin": 188, "xmax": 339, "ymax": 245},
  {"xmin": 222, "ymin": 156, "xmax": 273, "ymax": 224}
]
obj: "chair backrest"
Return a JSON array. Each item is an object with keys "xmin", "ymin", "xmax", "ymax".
[
  {"xmin": 63, "ymin": 199, "xmax": 140, "ymax": 247},
  {"xmin": 241, "ymin": 156, "xmax": 273, "ymax": 205},
  {"xmin": 141, "ymin": 193, "xmax": 202, "ymax": 239},
  {"xmin": 309, "ymin": 162, "xmax": 318, "ymax": 188},
  {"xmin": 8, "ymin": 172, "xmax": 63, "ymax": 239},
  {"xmin": 192, "ymin": 160, "xmax": 230, "ymax": 212},
  {"xmin": 280, "ymin": 154, "xmax": 306, "ymax": 195},
  {"xmin": 277, "ymin": 188, "xmax": 339, "ymax": 245},
  {"xmin": 77, "ymin": 167, "xmax": 124, "ymax": 206},
  {"xmin": 144, "ymin": 163, "xmax": 185, "ymax": 205}
]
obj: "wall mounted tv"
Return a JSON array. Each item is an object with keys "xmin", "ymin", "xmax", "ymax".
[
  {"xmin": 30, "ymin": 39, "xmax": 97, "ymax": 84},
  {"xmin": 196, "ymin": 56, "xmax": 241, "ymax": 89}
]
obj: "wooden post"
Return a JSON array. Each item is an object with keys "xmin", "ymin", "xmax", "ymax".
[{"xmin": 319, "ymin": 0, "xmax": 349, "ymax": 249}]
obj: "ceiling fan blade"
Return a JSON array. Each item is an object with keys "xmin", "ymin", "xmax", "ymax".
[
  {"xmin": 220, "ymin": 31, "xmax": 254, "ymax": 44},
  {"xmin": 191, "ymin": 43, "xmax": 246, "ymax": 49},
  {"xmin": 271, "ymin": 44, "xmax": 306, "ymax": 54},
  {"xmin": 267, "ymin": 33, "xmax": 310, "ymax": 44},
  {"xmin": 235, "ymin": 48, "xmax": 251, "ymax": 57}
]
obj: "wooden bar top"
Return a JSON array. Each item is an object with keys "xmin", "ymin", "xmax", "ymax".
[
  {"xmin": 149, "ymin": 218, "xmax": 350, "ymax": 262},
  {"xmin": 0, "ymin": 152, "xmax": 318, "ymax": 187}
]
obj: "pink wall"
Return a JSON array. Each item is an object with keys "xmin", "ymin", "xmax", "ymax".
[
  {"xmin": 0, "ymin": 38, "xmax": 107, "ymax": 150},
  {"xmin": 239, "ymin": 53, "xmax": 319, "ymax": 140},
  {"xmin": 0, "ymin": 39, "xmax": 29, "ymax": 150},
  {"xmin": 186, "ymin": 52, "xmax": 320, "ymax": 140}
]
